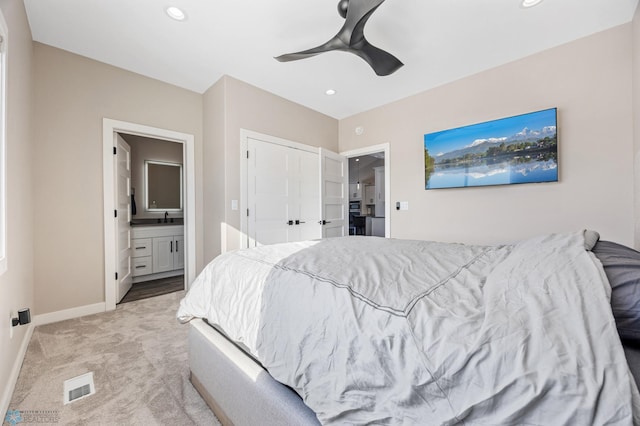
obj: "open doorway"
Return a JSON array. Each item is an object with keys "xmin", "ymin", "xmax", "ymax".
[
  {"xmin": 102, "ymin": 119, "xmax": 196, "ymax": 312},
  {"xmin": 348, "ymin": 153, "xmax": 385, "ymax": 236},
  {"xmin": 117, "ymin": 133, "xmax": 185, "ymax": 304},
  {"xmin": 341, "ymin": 143, "xmax": 390, "ymax": 238}
]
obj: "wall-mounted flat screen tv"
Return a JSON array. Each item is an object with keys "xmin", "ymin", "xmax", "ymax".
[{"xmin": 424, "ymin": 108, "xmax": 558, "ymax": 190}]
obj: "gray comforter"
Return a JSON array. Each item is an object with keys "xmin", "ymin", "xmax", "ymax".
[{"xmin": 178, "ymin": 231, "xmax": 640, "ymax": 425}]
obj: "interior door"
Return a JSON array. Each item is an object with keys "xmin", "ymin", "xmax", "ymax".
[
  {"xmin": 291, "ymin": 149, "xmax": 321, "ymax": 241},
  {"xmin": 320, "ymin": 149, "xmax": 348, "ymax": 238},
  {"xmin": 247, "ymin": 137, "xmax": 322, "ymax": 247},
  {"xmin": 248, "ymin": 138, "xmax": 292, "ymax": 247},
  {"xmin": 115, "ymin": 134, "xmax": 132, "ymax": 302}
]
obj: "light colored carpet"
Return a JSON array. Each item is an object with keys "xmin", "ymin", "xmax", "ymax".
[{"xmin": 8, "ymin": 291, "xmax": 220, "ymax": 425}]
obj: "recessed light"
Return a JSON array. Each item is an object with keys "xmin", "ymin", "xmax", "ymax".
[
  {"xmin": 166, "ymin": 6, "xmax": 186, "ymax": 21},
  {"xmin": 325, "ymin": 89, "xmax": 336, "ymax": 96},
  {"xmin": 521, "ymin": 0, "xmax": 543, "ymax": 8}
]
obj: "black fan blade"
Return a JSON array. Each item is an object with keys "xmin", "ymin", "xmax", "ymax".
[
  {"xmin": 274, "ymin": 0, "xmax": 403, "ymax": 75},
  {"xmin": 344, "ymin": 0, "xmax": 385, "ymax": 25},
  {"xmin": 350, "ymin": 38, "xmax": 403, "ymax": 76},
  {"xmin": 346, "ymin": 0, "xmax": 403, "ymax": 75},
  {"xmin": 275, "ymin": 38, "xmax": 346, "ymax": 62},
  {"xmin": 342, "ymin": 0, "xmax": 385, "ymax": 37}
]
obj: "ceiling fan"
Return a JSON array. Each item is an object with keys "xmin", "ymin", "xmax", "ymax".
[{"xmin": 275, "ymin": 0, "xmax": 404, "ymax": 76}]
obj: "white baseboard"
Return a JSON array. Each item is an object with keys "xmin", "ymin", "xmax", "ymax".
[
  {"xmin": 1, "ymin": 323, "xmax": 34, "ymax": 419},
  {"xmin": 33, "ymin": 302, "xmax": 107, "ymax": 326}
]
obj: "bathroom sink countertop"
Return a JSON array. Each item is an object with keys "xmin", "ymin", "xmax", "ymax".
[{"xmin": 130, "ymin": 218, "xmax": 184, "ymax": 226}]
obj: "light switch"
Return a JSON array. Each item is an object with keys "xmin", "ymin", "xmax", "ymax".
[
  {"xmin": 400, "ymin": 201, "xmax": 409, "ymax": 211},
  {"xmin": 231, "ymin": 200, "xmax": 238, "ymax": 211}
]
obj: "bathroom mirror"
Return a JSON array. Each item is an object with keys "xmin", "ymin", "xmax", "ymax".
[{"xmin": 145, "ymin": 160, "xmax": 183, "ymax": 211}]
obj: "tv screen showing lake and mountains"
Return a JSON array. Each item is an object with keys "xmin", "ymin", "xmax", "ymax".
[{"xmin": 424, "ymin": 108, "xmax": 558, "ymax": 190}]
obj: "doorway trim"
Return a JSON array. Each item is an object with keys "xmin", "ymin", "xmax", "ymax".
[
  {"xmin": 102, "ymin": 118, "xmax": 196, "ymax": 311},
  {"xmin": 340, "ymin": 143, "xmax": 391, "ymax": 238}
]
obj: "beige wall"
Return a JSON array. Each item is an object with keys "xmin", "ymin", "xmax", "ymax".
[
  {"xmin": 0, "ymin": 0, "xmax": 34, "ymax": 413},
  {"xmin": 340, "ymin": 24, "xmax": 635, "ymax": 247},
  {"xmin": 32, "ymin": 43, "xmax": 203, "ymax": 315},
  {"xmin": 203, "ymin": 76, "xmax": 339, "ymax": 260},
  {"xmin": 124, "ymin": 134, "xmax": 184, "ymax": 220},
  {"xmin": 634, "ymin": 4, "xmax": 640, "ymax": 248},
  {"xmin": 202, "ymin": 78, "xmax": 226, "ymax": 263}
]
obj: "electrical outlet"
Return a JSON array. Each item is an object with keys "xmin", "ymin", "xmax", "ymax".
[{"xmin": 9, "ymin": 310, "xmax": 13, "ymax": 339}]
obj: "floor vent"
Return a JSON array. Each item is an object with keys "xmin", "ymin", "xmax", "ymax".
[{"xmin": 63, "ymin": 372, "xmax": 95, "ymax": 404}]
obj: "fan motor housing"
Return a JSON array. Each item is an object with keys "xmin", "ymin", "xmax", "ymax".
[{"xmin": 338, "ymin": 0, "xmax": 349, "ymax": 18}]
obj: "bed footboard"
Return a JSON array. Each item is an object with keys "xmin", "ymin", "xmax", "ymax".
[{"xmin": 189, "ymin": 319, "xmax": 321, "ymax": 426}]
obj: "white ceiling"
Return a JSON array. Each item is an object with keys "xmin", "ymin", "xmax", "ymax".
[{"xmin": 23, "ymin": 0, "xmax": 639, "ymax": 119}]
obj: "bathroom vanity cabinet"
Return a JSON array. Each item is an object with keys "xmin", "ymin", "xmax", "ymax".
[{"xmin": 131, "ymin": 225, "xmax": 184, "ymax": 283}]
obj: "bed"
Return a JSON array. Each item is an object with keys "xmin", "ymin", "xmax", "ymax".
[{"xmin": 177, "ymin": 231, "xmax": 640, "ymax": 425}]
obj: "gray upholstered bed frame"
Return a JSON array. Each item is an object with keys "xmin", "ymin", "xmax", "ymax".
[
  {"xmin": 188, "ymin": 318, "xmax": 321, "ymax": 425},
  {"xmin": 189, "ymin": 317, "xmax": 640, "ymax": 425}
]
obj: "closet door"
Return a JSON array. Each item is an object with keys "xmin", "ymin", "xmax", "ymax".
[
  {"xmin": 320, "ymin": 149, "xmax": 348, "ymax": 238},
  {"xmin": 248, "ymin": 139, "xmax": 291, "ymax": 246},
  {"xmin": 289, "ymin": 148, "xmax": 321, "ymax": 242},
  {"xmin": 247, "ymin": 138, "xmax": 322, "ymax": 247}
]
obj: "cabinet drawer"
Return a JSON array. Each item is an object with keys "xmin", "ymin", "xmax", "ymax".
[
  {"xmin": 132, "ymin": 256, "xmax": 152, "ymax": 276},
  {"xmin": 132, "ymin": 238, "xmax": 152, "ymax": 258}
]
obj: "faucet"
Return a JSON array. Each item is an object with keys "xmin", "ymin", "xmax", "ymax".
[{"xmin": 164, "ymin": 211, "xmax": 169, "ymax": 223}]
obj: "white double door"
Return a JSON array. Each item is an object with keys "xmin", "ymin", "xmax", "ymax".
[{"xmin": 246, "ymin": 136, "xmax": 347, "ymax": 247}]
